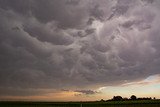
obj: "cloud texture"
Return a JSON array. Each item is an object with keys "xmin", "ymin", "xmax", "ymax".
[{"xmin": 0, "ymin": 0, "xmax": 160, "ymax": 98}]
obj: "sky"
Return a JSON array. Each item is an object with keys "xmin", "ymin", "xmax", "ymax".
[{"xmin": 0, "ymin": 0, "xmax": 160, "ymax": 101}]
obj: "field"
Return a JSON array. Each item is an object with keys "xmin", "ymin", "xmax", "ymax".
[{"xmin": 0, "ymin": 100, "xmax": 160, "ymax": 107}]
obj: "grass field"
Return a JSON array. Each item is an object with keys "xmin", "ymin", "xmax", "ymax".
[{"xmin": 0, "ymin": 100, "xmax": 160, "ymax": 107}]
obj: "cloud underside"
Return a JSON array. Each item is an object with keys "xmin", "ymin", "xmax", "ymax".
[{"xmin": 0, "ymin": 0, "xmax": 160, "ymax": 97}]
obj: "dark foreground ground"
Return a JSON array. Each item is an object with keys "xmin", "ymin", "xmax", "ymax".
[{"xmin": 0, "ymin": 100, "xmax": 160, "ymax": 107}]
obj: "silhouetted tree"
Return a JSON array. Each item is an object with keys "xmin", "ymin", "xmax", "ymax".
[
  {"xmin": 107, "ymin": 95, "xmax": 154, "ymax": 102},
  {"xmin": 137, "ymin": 97, "xmax": 152, "ymax": 100},
  {"xmin": 113, "ymin": 96, "xmax": 123, "ymax": 101},
  {"xmin": 130, "ymin": 95, "xmax": 137, "ymax": 100},
  {"xmin": 123, "ymin": 97, "xmax": 128, "ymax": 101},
  {"xmin": 100, "ymin": 99, "xmax": 105, "ymax": 102}
]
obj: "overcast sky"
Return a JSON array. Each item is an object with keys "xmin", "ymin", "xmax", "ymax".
[{"xmin": 0, "ymin": 0, "xmax": 160, "ymax": 101}]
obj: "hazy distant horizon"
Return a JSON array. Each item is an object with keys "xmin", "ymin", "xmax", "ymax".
[{"xmin": 0, "ymin": 0, "xmax": 160, "ymax": 101}]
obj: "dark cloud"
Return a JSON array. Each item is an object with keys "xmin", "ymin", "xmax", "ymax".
[
  {"xmin": 0, "ymin": 87, "xmax": 49, "ymax": 96},
  {"xmin": 74, "ymin": 90, "xmax": 99, "ymax": 95},
  {"xmin": 65, "ymin": 0, "xmax": 80, "ymax": 5},
  {"xmin": 23, "ymin": 20, "xmax": 74, "ymax": 45},
  {"xmin": 90, "ymin": 5, "xmax": 105, "ymax": 21},
  {"xmin": 61, "ymin": 89, "xmax": 99, "ymax": 96},
  {"xmin": 141, "ymin": 0, "xmax": 154, "ymax": 4},
  {"xmin": 107, "ymin": 0, "xmax": 131, "ymax": 20},
  {"xmin": 0, "ymin": 0, "xmax": 160, "ymax": 98}
]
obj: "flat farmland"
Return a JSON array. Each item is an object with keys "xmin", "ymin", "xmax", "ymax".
[{"xmin": 0, "ymin": 100, "xmax": 160, "ymax": 107}]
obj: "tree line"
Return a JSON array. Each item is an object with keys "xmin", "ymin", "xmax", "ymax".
[{"xmin": 100, "ymin": 95, "xmax": 156, "ymax": 102}]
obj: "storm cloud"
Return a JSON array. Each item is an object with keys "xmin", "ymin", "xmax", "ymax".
[{"xmin": 0, "ymin": 0, "xmax": 160, "ymax": 98}]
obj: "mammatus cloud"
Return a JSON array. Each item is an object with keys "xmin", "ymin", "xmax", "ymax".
[{"xmin": 0, "ymin": 0, "xmax": 160, "ymax": 99}]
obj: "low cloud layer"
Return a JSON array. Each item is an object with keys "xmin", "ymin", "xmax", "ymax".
[
  {"xmin": 61, "ymin": 89, "xmax": 99, "ymax": 96},
  {"xmin": 0, "ymin": 0, "xmax": 160, "ymax": 98},
  {"xmin": 74, "ymin": 90, "xmax": 99, "ymax": 96}
]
